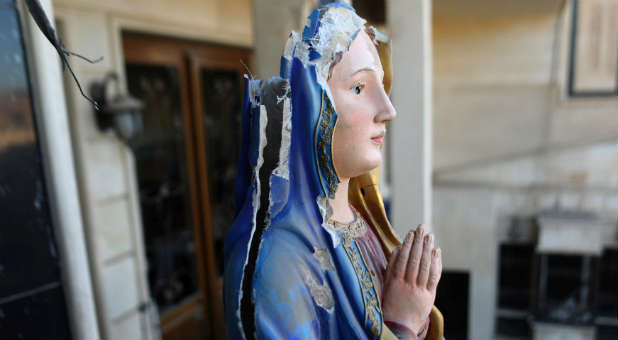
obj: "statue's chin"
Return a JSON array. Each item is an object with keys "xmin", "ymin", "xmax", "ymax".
[
  {"xmin": 345, "ymin": 158, "xmax": 382, "ymax": 179},
  {"xmin": 366, "ymin": 153, "xmax": 383, "ymax": 171}
]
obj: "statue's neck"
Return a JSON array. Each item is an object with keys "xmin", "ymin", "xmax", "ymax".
[{"xmin": 328, "ymin": 177, "xmax": 355, "ymax": 223}]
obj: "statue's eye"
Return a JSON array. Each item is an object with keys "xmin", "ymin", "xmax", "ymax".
[{"xmin": 351, "ymin": 84, "xmax": 365, "ymax": 95}]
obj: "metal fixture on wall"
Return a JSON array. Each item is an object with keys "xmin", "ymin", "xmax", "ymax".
[{"xmin": 90, "ymin": 73, "xmax": 144, "ymax": 142}]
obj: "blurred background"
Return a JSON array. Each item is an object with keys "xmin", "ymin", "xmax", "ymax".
[{"xmin": 0, "ymin": 0, "xmax": 616, "ymax": 339}]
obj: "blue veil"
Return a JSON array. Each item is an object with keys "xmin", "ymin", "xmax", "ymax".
[{"xmin": 224, "ymin": 3, "xmax": 393, "ymax": 339}]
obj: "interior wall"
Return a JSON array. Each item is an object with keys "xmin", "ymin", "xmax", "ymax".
[{"xmin": 433, "ymin": 2, "xmax": 617, "ymax": 171}]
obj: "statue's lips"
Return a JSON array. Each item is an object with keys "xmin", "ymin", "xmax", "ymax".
[{"xmin": 371, "ymin": 131, "xmax": 385, "ymax": 144}]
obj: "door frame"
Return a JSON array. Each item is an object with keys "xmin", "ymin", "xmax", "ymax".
[{"xmin": 188, "ymin": 49, "xmax": 251, "ymax": 338}]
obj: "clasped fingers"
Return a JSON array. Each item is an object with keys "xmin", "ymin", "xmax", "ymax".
[
  {"xmin": 404, "ymin": 225, "xmax": 428, "ymax": 284},
  {"xmin": 427, "ymin": 248, "xmax": 442, "ymax": 292},
  {"xmin": 385, "ymin": 225, "xmax": 443, "ymax": 292}
]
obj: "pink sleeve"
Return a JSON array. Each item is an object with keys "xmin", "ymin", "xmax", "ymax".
[{"xmin": 385, "ymin": 317, "xmax": 430, "ymax": 340}]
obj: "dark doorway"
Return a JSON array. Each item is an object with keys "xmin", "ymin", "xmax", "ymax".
[{"xmin": 435, "ymin": 270, "xmax": 469, "ymax": 340}]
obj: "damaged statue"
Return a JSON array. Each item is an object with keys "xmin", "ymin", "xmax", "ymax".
[{"xmin": 224, "ymin": 2, "xmax": 444, "ymax": 339}]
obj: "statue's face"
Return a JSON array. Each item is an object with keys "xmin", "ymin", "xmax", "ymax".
[{"xmin": 327, "ymin": 30, "xmax": 396, "ymax": 179}]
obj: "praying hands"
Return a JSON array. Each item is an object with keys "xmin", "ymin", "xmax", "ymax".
[{"xmin": 381, "ymin": 225, "xmax": 442, "ymax": 339}]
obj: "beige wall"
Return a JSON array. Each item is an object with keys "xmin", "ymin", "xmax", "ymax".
[
  {"xmin": 431, "ymin": 1, "xmax": 617, "ymax": 338},
  {"xmin": 433, "ymin": 1, "xmax": 616, "ymax": 171},
  {"xmin": 52, "ymin": 0, "xmax": 252, "ymax": 338},
  {"xmin": 55, "ymin": 0, "xmax": 252, "ymax": 47}
]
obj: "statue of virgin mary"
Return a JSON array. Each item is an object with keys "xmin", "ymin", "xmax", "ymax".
[{"xmin": 224, "ymin": 2, "xmax": 444, "ymax": 339}]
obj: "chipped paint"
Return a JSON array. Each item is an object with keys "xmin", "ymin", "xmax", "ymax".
[
  {"xmin": 282, "ymin": 31, "xmax": 299, "ymax": 62},
  {"xmin": 285, "ymin": 6, "xmax": 367, "ymax": 109},
  {"xmin": 313, "ymin": 246, "xmax": 335, "ymax": 271},
  {"xmin": 301, "ymin": 266, "xmax": 334, "ymax": 312},
  {"xmin": 273, "ymin": 96, "xmax": 292, "ymax": 180},
  {"xmin": 317, "ymin": 194, "xmax": 346, "ymax": 248}
]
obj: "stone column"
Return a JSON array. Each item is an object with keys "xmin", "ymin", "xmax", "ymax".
[
  {"xmin": 251, "ymin": 0, "xmax": 311, "ymax": 78},
  {"xmin": 387, "ymin": 0, "xmax": 433, "ymax": 234}
]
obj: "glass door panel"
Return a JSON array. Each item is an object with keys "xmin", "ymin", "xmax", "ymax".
[
  {"xmin": 199, "ymin": 69, "xmax": 242, "ymax": 276},
  {"xmin": 126, "ymin": 64, "xmax": 199, "ymax": 314}
]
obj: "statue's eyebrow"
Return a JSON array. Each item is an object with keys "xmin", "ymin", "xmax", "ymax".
[{"xmin": 348, "ymin": 66, "xmax": 384, "ymax": 80}]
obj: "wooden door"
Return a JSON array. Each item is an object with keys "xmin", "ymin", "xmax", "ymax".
[
  {"xmin": 187, "ymin": 47, "xmax": 251, "ymax": 339},
  {"xmin": 123, "ymin": 32, "xmax": 251, "ymax": 339}
]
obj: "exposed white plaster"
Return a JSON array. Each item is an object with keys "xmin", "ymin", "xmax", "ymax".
[
  {"xmin": 301, "ymin": 265, "xmax": 334, "ymax": 312},
  {"xmin": 258, "ymin": 105, "xmax": 269, "ymax": 172},
  {"xmin": 311, "ymin": 7, "xmax": 365, "ymax": 89},
  {"xmin": 291, "ymin": 6, "xmax": 366, "ymax": 106},
  {"xmin": 313, "ymin": 246, "xmax": 335, "ymax": 271},
  {"xmin": 317, "ymin": 194, "xmax": 345, "ymax": 248},
  {"xmin": 274, "ymin": 96, "xmax": 292, "ymax": 180},
  {"xmin": 282, "ymin": 31, "xmax": 299, "ymax": 62}
]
